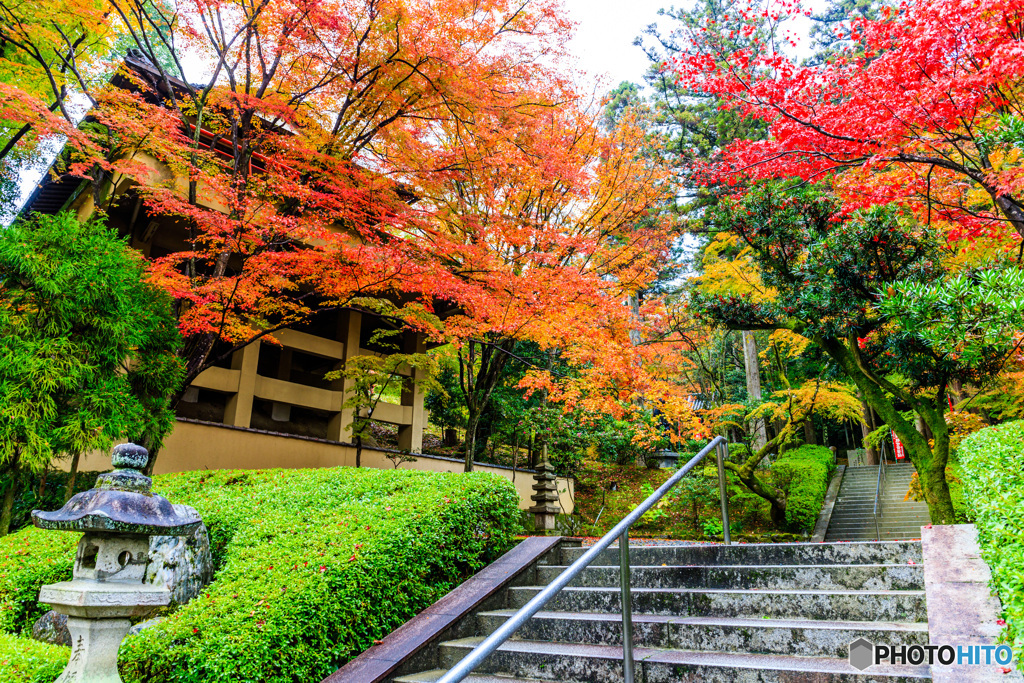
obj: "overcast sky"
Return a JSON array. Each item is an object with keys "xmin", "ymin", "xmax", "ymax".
[
  {"xmin": 565, "ymin": 0, "xmax": 667, "ymax": 90},
  {"xmin": 566, "ymin": 0, "xmax": 820, "ymax": 93}
]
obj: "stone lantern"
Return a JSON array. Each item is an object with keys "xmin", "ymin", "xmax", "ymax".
[{"xmin": 33, "ymin": 443, "xmax": 201, "ymax": 683}]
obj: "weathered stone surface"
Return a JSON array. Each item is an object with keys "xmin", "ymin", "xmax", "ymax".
[
  {"xmin": 127, "ymin": 617, "xmax": 164, "ymax": 638},
  {"xmin": 39, "ymin": 580, "xmax": 170, "ymax": 619},
  {"xmin": 58, "ymin": 616, "xmax": 133, "ymax": 683},
  {"xmin": 537, "ymin": 562, "xmax": 925, "ymax": 591},
  {"xmin": 560, "ymin": 539, "xmax": 923, "ymax": 566},
  {"xmin": 32, "ymin": 444, "xmax": 201, "ymax": 536},
  {"xmin": 146, "ymin": 509, "xmax": 214, "ymax": 608},
  {"xmin": 922, "ymin": 524, "xmax": 1024, "ymax": 682},
  {"xmin": 32, "ymin": 610, "xmax": 71, "ymax": 646},
  {"xmin": 509, "ymin": 585, "xmax": 928, "ymax": 622}
]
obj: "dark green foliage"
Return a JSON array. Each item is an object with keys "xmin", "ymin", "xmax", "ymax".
[
  {"xmin": 805, "ymin": 0, "xmax": 891, "ymax": 65},
  {"xmin": 770, "ymin": 445, "xmax": 836, "ymax": 533},
  {"xmin": 0, "ymin": 466, "xmax": 521, "ymax": 682},
  {"xmin": 958, "ymin": 420, "xmax": 1024, "ymax": 667},
  {"xmin": 0, "ymin": 469, "xmax": 100, "ymax": 535},
  {"xmin": 0, "ymin": 632, "xmax": 68, "ymax": 683},
  {"xmin": 0, "ymin": 211, "xmax": 183, "ymax": 533}
]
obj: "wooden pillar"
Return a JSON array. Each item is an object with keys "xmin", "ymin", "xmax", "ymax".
[
  {"xmin": 224, "ymin": 342, "xmax": 260, "ymax": 428},
  {"xmin": 398, "ymin": 333, "xmax": 426, "ymax": 453},
  {"xmin": 328, "ymin": 310, "xmax": 362, "ymax": 442},
  {"xmin": 271, "ymin": 349, "xmax": 293, "ymax": 422}
]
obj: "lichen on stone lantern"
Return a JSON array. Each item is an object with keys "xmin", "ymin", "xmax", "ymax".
[{"xmin": 33, "ymin": 443, "xmax": 201, "ymax": 683}]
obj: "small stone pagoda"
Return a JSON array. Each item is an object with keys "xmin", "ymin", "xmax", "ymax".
[
  {"xmin": 528, "ymin": 447, "xmax": 561, "ymax": 534},
  {"xmin": 33, "ymin": 443, "xmax": 201, "ymax": 683}
]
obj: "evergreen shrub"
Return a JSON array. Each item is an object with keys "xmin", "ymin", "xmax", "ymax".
[
  {"xmin": 0, "ymin": 467, "xmax": 520, "ymax": 682},
  {"xmin": 958, "ymin": 420, "xmax": 1024, "ymax": 668},
  {"xmin": 0, "ymin": 632, "xmax": 67, "ymax": 683},
  {"xmin": 771, "ymin": 445, "xmax": 836, "ymax": 533}
]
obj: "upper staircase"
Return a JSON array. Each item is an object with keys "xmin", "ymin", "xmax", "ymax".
[
  {"xmin": 396, "ymin": 540, "xmax": 931, "ymax": 682},
  {"xmin": 825, "ymin": 463, "xmax": 932, "ymax": 542}
]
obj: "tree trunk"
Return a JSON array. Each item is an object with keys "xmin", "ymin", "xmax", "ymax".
[
  {"xmin": 464, "ymin": 413, "xmax": 478, "ymax": 472},
  {"xmin": 803, "ymin": 418, "xmax": 817, "ymax": 445},
  {"xmin": 37, "ymin": 466, "xmax": 49, "ymax": 498},
  {"xmin": 0, "ymin": 450, "xmax": 21, "ymax": 536},
  {"xmin": 858, "ymin": 392, "xmax": 879, "ymax": 465},
  {"xmin": 825, "ymin": 338, "xmax": 954, "ymax": 523},
  {"xmin": 64, "ymin": 451, "xmax": 82, "ymax": 502},
  {"xmin": 741, "ymin": 331, "xmax": 768, "ymax": 451}
]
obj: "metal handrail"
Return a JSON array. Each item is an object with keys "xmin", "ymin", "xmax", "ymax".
[
  {"xmin": 436, "ymin": 436, "xmax": 732, "ymax": 683},
  {"xmin": 873, "ymin": 437, "xmax": 888, "ymax": 540}
]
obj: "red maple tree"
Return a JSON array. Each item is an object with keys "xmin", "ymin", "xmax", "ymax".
[{"xmin": 671, "ymin": 0, "xmax": 1024, "ymax": 247}]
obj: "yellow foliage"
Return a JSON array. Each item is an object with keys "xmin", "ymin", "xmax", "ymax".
[
  {"xmin": 763, "ymin": 329, "xmax": 812, "ymax": 361},
  {"xmin": 694, "ymin": 233, "xmax": 776, "ymax": 302},
  {"xmin": 753, "ymin": 380, "xmax": 864, "ymax": 426}
]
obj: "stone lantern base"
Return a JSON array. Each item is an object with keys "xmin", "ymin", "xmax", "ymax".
[{"xmin": 40, "ymin": 581, "xmax": 170, "ymax": 683}]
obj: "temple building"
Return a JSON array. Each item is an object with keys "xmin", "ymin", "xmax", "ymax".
[{"xmin": 19, "ymin": 55, "xmax": 573, "ymax": 511}]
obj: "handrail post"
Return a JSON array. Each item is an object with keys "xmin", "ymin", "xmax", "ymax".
[
  {"xmin": 619, "ymin": 529, "xmax": 635, "ymax": 683},
  {"xmin": 716, "ymin": 441, "xmax": 732, "ymax": 545}
]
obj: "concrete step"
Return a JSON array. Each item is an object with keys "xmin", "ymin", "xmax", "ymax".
[
  {"xmin": 508, "ymin": 586, "xmax": 927, "ymax": 622},
  {"xmin": 437, "ymin": 637, "xmax": 931, "ymax": 682},
  {"xmin": 477, "ymin": 610, "xmax": 929, "ymax": 657},
  {"xmin": 560, "ymin": 540, "xmax": 922, "ymax": 567},
  {"xmin": 535, "ymin": 564, "xmax": 924, "ymax": 591}
]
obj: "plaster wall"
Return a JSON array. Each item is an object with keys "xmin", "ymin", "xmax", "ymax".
[{"xmin": 70, "ymin": 420, "xmax": 574, "ymax": 513}]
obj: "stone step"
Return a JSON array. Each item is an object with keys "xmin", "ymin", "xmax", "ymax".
[
  {"xmin": 436, "ymin": 637, "xmax": 931, "ymax": 682},
  {"xmin": 395, "ymin": 672, "xmax": 544, "ymax": 683},
  {"xmin": 824, "ymin": 534, "xmax": 924, "ymax": 541},
  {"xmin": 827, "ymin": 516, "xmax": 929, "ymax": 524},
  {"xmin": 829, "ymin": 500, "xmax": 929, "ymax": 507},
  {"xmin": 560, "ymin": 540, "xmax": 922, "ymax": 567},
  {"xmin": 508, "ymin": 586, "xmax": 927, "ymax": 622},
  {"xmin": 535, "ymin": 564, "xmax": 924, "ymax": 591},
  {"xmin": 476, "ymin": 610, "xmax": 929, "ymax": 657}
]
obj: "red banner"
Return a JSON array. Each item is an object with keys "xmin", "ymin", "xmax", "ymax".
[{"xmin": 892, "ymin": 432, "xmax": 906, "ymax": 460}]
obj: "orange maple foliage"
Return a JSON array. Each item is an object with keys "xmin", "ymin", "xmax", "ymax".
[{"xmin": 3, "ymin": 0, "xmax": 573, "ymax": 401}]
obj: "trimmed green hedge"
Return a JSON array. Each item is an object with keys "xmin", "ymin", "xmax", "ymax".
[
  {"xmin": 0, "ymin": 633, "xmax": 67, "ymax": 683},
  {"xmin": 771, "ymin": 445, "xmax": 836, "ymax": 533},
  {"xmin": 0, "ymin": 467, "xmax": 521, "ymax": 682},
  {"xmin": 959, "ymin": 420, "xmax": 1024, "ymax": 667},
  {"xmin": 0, "ymin": 528, "xmax": 77, "ymax": 634}
]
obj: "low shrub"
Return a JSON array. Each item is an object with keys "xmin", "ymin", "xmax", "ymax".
[
  {"xmin": 0, "ymin": 633, "xmax": 67, "ymax": 683},
  {"xmin": 0, "ymin": 528, "xmax": 77, "ymax": 634},
  {"xmin": 0, "ymin": 466, "xmax": 520, "ymax": 682},
  {"xmin": 771, "ymin": 445, "xmax": 836, "ymax": 533},
  {"xmin": 958, "ymin": 420, "xmax": 1024, "ymax": 668}
]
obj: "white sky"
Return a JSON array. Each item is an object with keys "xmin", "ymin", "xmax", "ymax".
[
  {"xmin": 565, "ymin": 0, "xmax": 668, "ymax": 90},
  {"xmin": 566, "ymin": 0, "xmax": 820, "ymax": 92}
]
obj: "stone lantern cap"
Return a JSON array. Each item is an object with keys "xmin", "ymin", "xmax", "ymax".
[{"xmin": 32, "ymin": 443, "xmax": 201, "ymax": 537}]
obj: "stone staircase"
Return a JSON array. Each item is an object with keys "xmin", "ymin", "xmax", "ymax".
[
  {"xmin": 825, "ymin": 463, "xmax": 932, "ymax": 542},
  {"xmin": 395, "ymin": 540, "xmax": 931, "ymax": 682}
]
